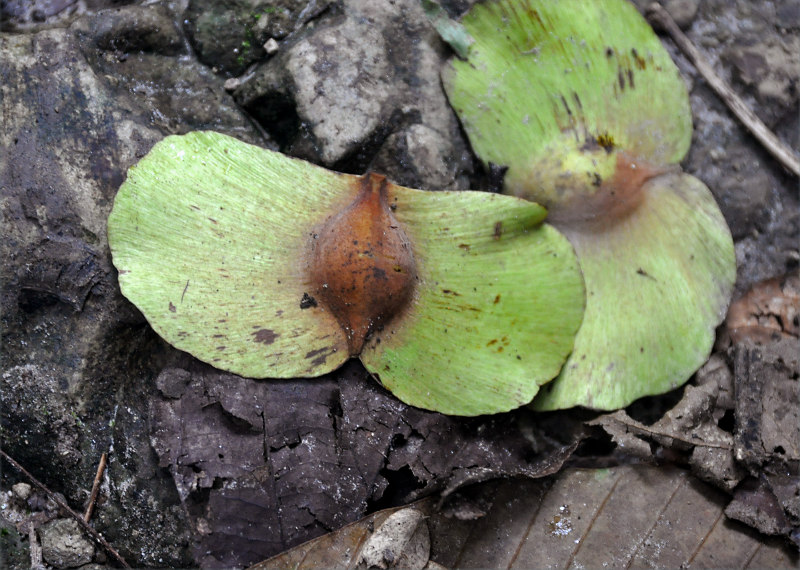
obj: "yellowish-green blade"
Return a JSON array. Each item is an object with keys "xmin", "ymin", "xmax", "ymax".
[
  {"xmin": 108, "ymin": 131, "xmax": 352, "ymax": 378},
  {"xmin": 532, "ymin": 173, "xmax": 735, "ymax": 410},
  {"xmin": 442, "ymin": 0, "xmax": 692, "ymax": 210},
  {"xmin": 360, "ymin": 188, "xmax": 585, "ymax": 416}
]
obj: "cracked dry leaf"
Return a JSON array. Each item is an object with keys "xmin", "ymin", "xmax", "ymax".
[
  {"xmin": 150, "ymin": 362, "xmax": 584, "ymax": 567},
  {"xmin": 109, "ymin": 130, "xmax": 585, "ymax": 415},
  {"xmin": 442, "ymin": 0, "xmax": 736, "ymax": 410},
  {"xmin": 729, "ymin": 340, "xmax": 800, "ymax": 543}
]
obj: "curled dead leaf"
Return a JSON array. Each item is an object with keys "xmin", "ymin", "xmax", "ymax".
[{"xmin": 356, "ymin": 508, "xmax": 430, "ymax": 570}]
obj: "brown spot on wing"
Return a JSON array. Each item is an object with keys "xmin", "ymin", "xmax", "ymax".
[
  {"xmin": 493, "ymin": 221, "xmax": 503, "ymax": 240},
  {"xmin": 305, "ymin": 346, "xmax": 335, "ymax": 368},
  {"xmin": 252, "ymin": 329, "xmax": 279, "ymax": 344}
]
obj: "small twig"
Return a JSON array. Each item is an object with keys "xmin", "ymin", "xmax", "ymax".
[
  {"xmin": 84, "ymin": 452, "xmax": 108, "ymax": 523},
  {"xmin": 0, "ymin": 449, "xmax": 131, "ymax": 568},
  {"xmin": 646, "ymin": 2, "xmax": 800, "ymax": 178}
]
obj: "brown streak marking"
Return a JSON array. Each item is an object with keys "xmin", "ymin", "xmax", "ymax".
[
  {"xmin": 305, "ymin": 347, "xmax": 329, "ymax": 359},
  {"xmin": 565, "ymin": 473, "xmax": 624, "ymax": 567},
  {"xmin": 743, "ymin": 541, "xmax": 763, "ymax": 568},
  {"xmin": 506, "ymin": 487, "xmax": 548, "ymax": 569},
  {"xmin": 624, "ymin": 473, "xmax": 688, "ymax": 569},
  {"xmin": 687, "ymin": 503, "xmax": 726, "ymax": 564}
]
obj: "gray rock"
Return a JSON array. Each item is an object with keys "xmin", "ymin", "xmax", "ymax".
[
  {"xmin": 184, "ymin": 0, "xmax": 330, "ymax": 76},
  {"xmin": 681, "ymin": 0, "xmax": 799, "ymax": 294},
  {"xmin": 1, "ymin": 4, "xmax": 263, "ymax": 565},
  {"xmin": 235, "ymin": 0, "xmax": 472, "ymax": 188},
  {"xmin": 11, "ymin": 482, "xmax": 32, "ymax": 501},
  {"xmin": 1, "ymin": 365, "xmax": 82, "ymax": 474},
  {"xmin": 371, "ymin": 124, "xmax": 469, "ymax": 191},
  {"xmin": 724, "ymin": 36, "xmax": 800, "ymax": 128},
  {"xmin": 39, "ymin": 519, "xmax": 94, "ymax": 568},
  {"xmin": 0, "ymin": 517, "xmax": 30, "ymax": 570},
  {"xmin": 664, "ymin": 0, "xmax": 699, "ymax": 29},
  {"xmin": 284, "ymin": 12, "xmax": 394, "ymax": 164}
]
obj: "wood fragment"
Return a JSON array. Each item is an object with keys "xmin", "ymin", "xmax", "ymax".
[
  {"xmin": 646, "ymin": 2, "xmax": 800, "ymax": 178},
  {"xmin": 28, "ymin": 521, "xmax": 44, "ymax": 570},
  {"xmin": 0, "ymin": 449, "xmax": 131, "ymax": 568},
  {"xmin": 84, "ymin": 452, "xmax": 108, "ymax": 523}
]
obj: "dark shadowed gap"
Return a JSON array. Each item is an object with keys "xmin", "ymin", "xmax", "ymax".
[{"xmin": 366, "ymin": 464, "xmax": 426, "ymax": 513}]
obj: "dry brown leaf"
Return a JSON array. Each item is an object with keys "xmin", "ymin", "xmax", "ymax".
[
  {"xmin": 249, "ymin": 501, "xmax": 438, "ymax": 570},
  {"xmin": 590, "ymin": 357, "xmax": 746, "ymax": 493},
  {"xmin": 250, "ymin": 466, "xmax": 797, "ymax": 568},
  {"xmin": 444, "ymin": 465, "xmax": 797, "ymax": 568},
  {"xmin": 726, "ymin": 273, "xmax": 799, "ymax": 344}
]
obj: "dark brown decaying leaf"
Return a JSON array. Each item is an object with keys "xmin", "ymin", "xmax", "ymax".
[
  {"xmin": 719, "ymin": 274, "xmax": 800, "ymax": 542},
  {"xmin": 446, "ymin": 466, "xmax": 797, "ymax": 568},
  {"xmin": 729, "ymin": 339, "xmax": 800, "ymax": 540},
  {"xmin": 150, "ymin": 360, "xmax": 582, "ymax": 567}
]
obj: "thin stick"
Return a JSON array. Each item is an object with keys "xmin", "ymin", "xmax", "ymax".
[
  {"xmin": 84, "ymin": 452, "xmax": 108, "ymax": 523},
  {"xmin": 0, "ymin": 449, "xmax": 131, "ymax": 568},
  {"xmin": 646, "ymin": 2, "xmax": 800, "ymax": 178}
]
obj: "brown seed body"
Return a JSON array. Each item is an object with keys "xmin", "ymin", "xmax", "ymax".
[
  {"xmin": 547, "ymin": 152, "xmax": 670, "ymax": 227},
  {"xmin": 310, "ymin": 173, "xmax": 417, "ymax": 355}
]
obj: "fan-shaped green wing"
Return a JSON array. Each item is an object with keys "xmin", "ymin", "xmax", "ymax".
[
  {"xmin": 442, "ymin": 0, "xmax": 692, "ymax": 213},
  {"xmin": 443, "ymin": 0, "xmax": 736, "ymax": 410},
  {"xmin": 360, "ymin": 188, "xmax": 585, "ymax": 415},
  {"xmin": 532, "ymin": 173, "xmax": 735, "ymax": 410},
  {"xmin": 108, "ymin": 131, "xmax": 353, "ymax": 378}
]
